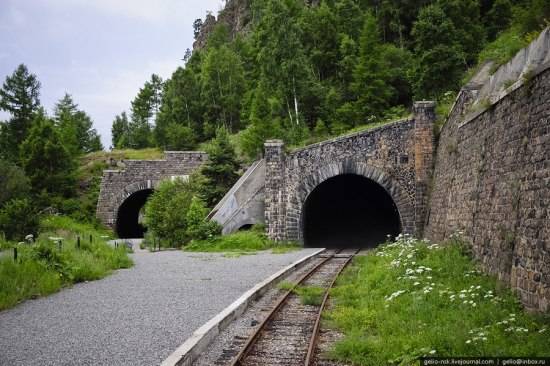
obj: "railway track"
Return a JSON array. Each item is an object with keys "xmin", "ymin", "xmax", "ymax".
[{"xmin": 228, "ymin": 248, "xmax": 359, "ymax": 366}]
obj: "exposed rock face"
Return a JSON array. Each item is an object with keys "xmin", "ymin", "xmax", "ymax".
[
  {"xmin": 193, "ymin": 0, "xmax": 251, "ymax": 50},
  {"xmin": 193, "ymin": 0, "xmax": 319, "ymax": 50}
]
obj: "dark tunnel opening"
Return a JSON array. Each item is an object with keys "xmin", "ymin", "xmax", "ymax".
[
  {"xmin": 303, "ymin": 174, "xmax": 401, "ymax": 248},
  {"xmin": 116, "ymin": 189, "xmax": 153, "ymax": 238}
]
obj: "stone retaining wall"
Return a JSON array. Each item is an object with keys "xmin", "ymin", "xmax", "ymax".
[{"xmin": 426, "ymin": 65, "xmax": 550, "ymax": 312}]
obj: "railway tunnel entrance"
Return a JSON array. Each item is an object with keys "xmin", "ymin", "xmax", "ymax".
[
  {"xmin": 302, "ymin": 174, "xmax": 401, "ymax": 248},
  {"xmin": 115, "ymin": 189, "xmax": 153, "ymax": 238}
]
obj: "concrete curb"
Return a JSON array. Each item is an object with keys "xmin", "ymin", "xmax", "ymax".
[{"xmin": 161, "ymin": 248, "xmax": 325, "ymax": 366}]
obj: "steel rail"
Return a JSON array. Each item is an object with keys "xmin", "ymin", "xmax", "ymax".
[
  {"xmin": 304, "ymin": 248, "xmax": 361, "ymax": 366},
  {"xmin": 229, "ymin": 249, "xmax": 343, "ymax": 366}
]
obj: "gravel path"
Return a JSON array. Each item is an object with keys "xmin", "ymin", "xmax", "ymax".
[{"xmin": 0, "ymin": 249, "xmax": 318, "ymax": 366}]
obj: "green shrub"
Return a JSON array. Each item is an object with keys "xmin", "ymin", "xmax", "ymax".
[
  {"xmin": 186, "ymin": 196, "xmax": 222, "ymax": 241},
  {"xmin": 0, "ymin": 159, "xmax": 31, "ymax": 207},
  {"xmin": 0, "ymin": 198, "xmax": 39, "ymax": 241},
  {"xmin": 144, "ymin": 178, "xmax": 196, "ymax": 247},
  {"xmin": 30, "ymin": 241, "xmax": 68, "ymax": 276}
]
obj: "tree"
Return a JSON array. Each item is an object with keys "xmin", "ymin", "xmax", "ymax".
[
  {"xmin": 54, "ymin": 94, "xmax": 102, "ymax": 154},
  {"xmin": 164, "ymin": 123, "xmax": 195, "ymax": 151},
  {"xmin": 144, "ymin": 178, "xmax": 196, "ymax": 246},
  {"xmin": 254, "ymin": 0, "xmax": 311, "ymax": 129},
  {"xmin": 411, "ymin": 4, "xmax": 465, "ymax": 98},
  {"xmin": 485, "ymin": 0, "xmax": 513, "ymax": 40},
  {"xmin": 200, "ymin": 45, "xmax": 246, "ymax": 132},
  {"xmin": 193, "ymin": 18, "xmax": 203, "ymax": 39},
  {"xmin": 351, "ymin": 12, "xmax": 393, "ymax": 121},
  {"xmin": 300, "ymin": 2, "xmax": 340, "ymax": 82},
  {"xmin": 128, "ymin": 74, "xmax": 163, "ymax": 148},
  {"xmin": 374, "ymin": 0, "xmax": 430, "ymax": 47},
  {"xmin": 437, "ymin": 0, "xmax": 486, "ymax": 65},
  {"xmin": 111, "ymin": 112, "xmax": 130, "ymax": 148},
  {"xmin": 200, "ymin": 127, "xmax": 240, "ymax": 208},
  {"xmin": 0, "ymin": 64, "xmax": 41, "ymax": 161},
  {"xmin": 0, "ymin": 198, "xmax": 39, "ymax": 241},
  {"xmin": 20, "ymin": 110, "xmax": 76, "ymax": 200},
  {"xmin": 240, "ymin": 80, "xmax": 284, "ymax": 159},
  {"xmin": 185, "ymin": 196, "xmax": 221, "ymax": 240},
  {"xmin": 333, "ymin": 0, "xmax": 364, "ymax": 41},
  {"xmin": 155, "ymin": 66, "xmax": 203, "ymax": 146},
  {"xmin": 0, "ymin": 159, "xmax": 31, "ymax": 208}
]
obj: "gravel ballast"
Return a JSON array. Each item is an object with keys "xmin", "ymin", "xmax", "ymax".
[{"xmin": 0, "ymin": 249, "xmax": 318, "ymax": 366}]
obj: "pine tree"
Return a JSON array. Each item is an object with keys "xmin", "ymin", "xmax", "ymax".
[
  {"xmin": 240, "ymin": 80, "xmax": 284, "ymax": 159},
  {"xmin": 128, "ymin": 74, "xmax": 163, "ymax": 149},
  {"xmin": 20, "ymin": 110, "xmax": 76, "ymax": 200},
  {"xmin": 0, "ymin": 159, "xmax": 31, "ymax": 207},
  {"xmin": 411, "ymin": 4, "xmax": 465, "ymax": 98},
  {"xmin": 156, "ymin": 66, "xmax": 203, "ymax": 146},
  {"xmin": 0, "ymin": 64, "xmax": 41, "ymax": 161},
  {"xmin": 200, "ymin": 127, "xmax": 240, "ymax": 208},
  {"xmin": 254, "ymin": 0, "xmax": 311, "ymax": 129},
  {"xmin": 54, "ymin": 93, "xmax": 102, "ymax": 155},
  {"xmin": 111, "ymin": 112, "xmax": 130, "ymax": 148},
  {"xmin": 201, "ymin": 45, "xmax": 246, "ymax": 132},
  {"xmin": 485, "ymin": 0, "xmax": 513, "ymax": 41},
  {"xmin": 351, "ymin": 12, "xmax": 393, "ymax": 121}
]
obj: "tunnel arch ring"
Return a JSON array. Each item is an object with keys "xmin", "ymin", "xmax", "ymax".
[
  {"xmin": 113, "ymin": 180, "xmax": 160, "ymax": 236},
  {"xmin": 288, "ymin": 161, "xmax": 415, "ymax": 242}
]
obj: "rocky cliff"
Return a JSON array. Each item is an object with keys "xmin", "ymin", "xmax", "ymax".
[{"xmin": 193, "ymin": 0, "xmax": 252, "ymax": 50}]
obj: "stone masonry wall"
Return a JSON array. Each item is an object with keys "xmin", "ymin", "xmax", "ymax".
[
  {"xmin": 96, "ymin": 151, "xmax": 207, "ymax": 230},
  {"xmin": 265, "ymin": 103, "xmax": 435, "ymax": 243},
  {"xmin": 426, "ymin": 67, "xmax": 550, "ymax": 312}
]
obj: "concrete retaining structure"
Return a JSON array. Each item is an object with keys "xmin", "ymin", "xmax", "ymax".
[{"xmin": 209, "ymin": 159, "xmax": 266, "ymax": 234}]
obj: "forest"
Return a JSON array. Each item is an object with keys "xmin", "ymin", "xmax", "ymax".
[{"xmin": 111, "ymin": 0, "xmax": 550, "ymax": 159}]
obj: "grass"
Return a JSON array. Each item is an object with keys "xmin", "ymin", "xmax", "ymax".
[
  {"xmin": 277, "ymin": 280, "xmax": 296, "ymax": 291},
  {"xmin": 289, "ymin": 114, "xmax": 412, "ymax": 152},
  {"xmin": 0, "ymin": 215, "xmax": 132, "ymax": 311},
  {"xmin": 435, "ymin": 91, "xmax": 457, "ymax": 133},
  {"xmin": 276, "ymin": 281, "xmax": 325, "ymax": 306},
  {"xmin": 325, "ymin": 234, "xmax": 550, "ymax": 365},
  {"xmin": 184, "ymin": 228, "xmax": 300, "ymax": 254},
  {"xmin": 82, "ymin": 148, "xmax": 163, "ymax": 165},
  {"xmin": 478, "ymin": 26, "xmax": 532, "ymax": 73},
  {"xmin": 296, "ymin": 286, "xmax": 325, "ymax": 306}
]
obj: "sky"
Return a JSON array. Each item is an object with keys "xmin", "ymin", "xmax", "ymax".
[{"xmin": 0, "ymin": 0, "xmax": 225, "ymax": 149}]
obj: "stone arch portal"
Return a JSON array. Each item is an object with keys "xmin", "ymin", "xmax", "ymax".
[
  {"xmin": 290, "ymin": 163, "xmax": 415, "ymax": 247},
  {"xmin": 114, "ymin": 181, "xmax": 158, "ymax": 239}
]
